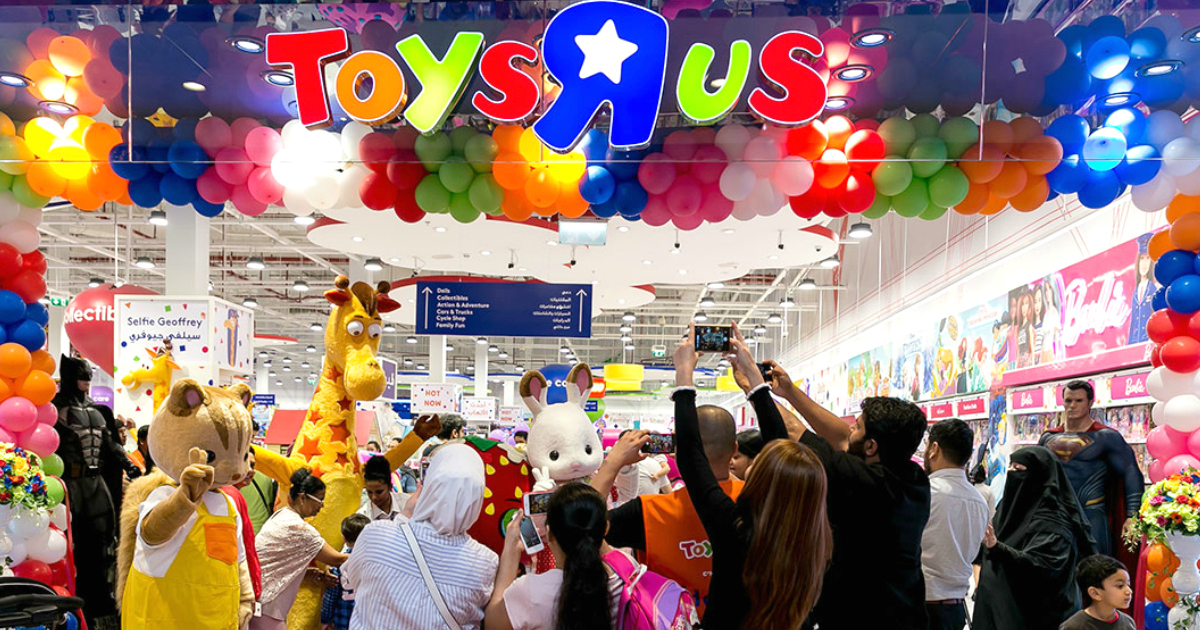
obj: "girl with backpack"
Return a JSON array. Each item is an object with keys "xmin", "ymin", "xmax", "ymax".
[{"xmin": 485, "ymin": 483, "xmax": 696, "ymax": 630}]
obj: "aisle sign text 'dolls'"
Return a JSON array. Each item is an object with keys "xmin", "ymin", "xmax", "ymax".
[{"xmin": 266, "ymin": 0, "xmax": 828, "ymax": 152}]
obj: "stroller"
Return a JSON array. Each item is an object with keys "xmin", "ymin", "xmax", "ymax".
[{"xmin": 0, "ymin": 577, "xmax": 83, "ymax": 630}]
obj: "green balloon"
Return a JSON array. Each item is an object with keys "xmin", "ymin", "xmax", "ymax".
[
  {"xmin": 861, "ymin": 194, "xmax": 892, "ymax": 219},
  {"xmin": 938, "ymin": 117, "xmax": 980, "ymax": 159},
  {"xmin": 45, "ymin": 476, "xmax": 64, "ymax": 508},
  {"xmin": 449, "ymin": 192, "xmax": 481, "ymax": 223},
  {"xmin": 910, "ymin": 114, "xmax": 940, "ymax": 138},
  {"xmin": 893, "ymin": 178, "xmax": 930, "ymax": 218},
  {"xmin": 928, "ymin": 166, "xmax": 970, "ymax": 208},
  {"xmin": 10, "ymin": 176, "xmax": 49, "ymax": 209},
  {"xmin": 41, "ymin": 453, "xmax": 63, "ymax": 478},
  {"xmin": 449, "ymin": 126, "xmax": 477, "ymax": 153},
  {"xmin": 468, "ymin": 174, "xmax": 503, "ymax": 214},
  {"xmin": 878, "ymin": 117, "xmax": 917, "ymax": 156},
  {"xmin": 908, "ymin": 137, "xmax": 947, "ymax": 178},
  {"xmin": 415, "ymin": 174, "xmax": 451, "ymax": 213},
  {"xmin": 414, "ymin": 132, "xmax": 453, "ymax": 171},
  {"xmin": 464, "ymin": 134, "xmax": 498, "ymax": 173},
  {"xmin": 587, "ymin": 398, "xmax": 606, "ymax": 422},
  {"xmin": 872, "ymin": 160, "xmax": 913, "ymax": 197},
  {"xmin": 919, "ymin": 204, "xmax": 949, "ymax": 221},
  {"xmin": 439, "ymin": 157, "xmax": 475, "ymax": 193},
  {"xmin": 0, "ymin": 171, "xmax": 12, "ymax": 192}
]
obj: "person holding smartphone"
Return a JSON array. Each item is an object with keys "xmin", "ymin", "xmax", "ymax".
[{"xmin": 672, "ymin": 322, "xmax": 833, "ymax": 630}]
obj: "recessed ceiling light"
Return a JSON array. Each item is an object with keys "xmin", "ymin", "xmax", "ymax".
[
  {"xmin": 679, "ymin": 269, "xmax": 687, "ymax": 275},
  {"xmin": 477, "ymin": 337, "xmax": 489, "ymax": 345},
  {"xmin": 467, "ymin": 365, "xmax": 476, "ymax": 372},
  {"xmin": 227, "ymin": 35, "xmax": 265, "ymax": 54},
  {"xmin": 406, "ymin": 336, "xmax": 418, "ymax": 344},
  {"xmin": 699, "ymin": 296, "xmax": 716, "ymax": 308},
  {"xmin": 694, "ymin": 312, "xmax": 708, "ymax": 322},
  {"xmin": 852, "ymin": 28, "xmax": 893, "ymax": 48},
  {"xmin": 306, "ymin": 345, "xmax": 317, "ymax": 352},
  {"xmin": 148, "ymin": 210, "xmax": 169, "ymax": 226},
  {"xmin": 0, "ymin": 72, "xmax": 33, "ymax": 88},
  {"xmin": 390, "ymin": 258, "xmax": 400, "ymax": 263},
  {"xmin": 820, "ymin": 255, "xmax": 841, "ymax": 269},
  {"xmin": 569, "ymin": 358, "xmax": 579, "ymax": 365},
  {"xmin": 480, "ymin": 250, "xmax": 491, "ymax": 256},
  {"xmin": 269, "ymin": 371, "xmax": 277, "ymax": 377},
  {"xmin": 1137, "ymin": 60, "xmax": 1183, "ymax": 77},
  {"xmin": 352, "ymin": 236, "xmax": 364, "ymax": 243},
  {"xmin": 135, "ymin": 256, "xmax": 155, "ymax": 269},
  {"xmin": 617, "ymin": 226, "xmax": 629, "ymax": 232},
  {"xmin": 246, "ymin": 256, "xmax": 266, "ymax": 270},
  {"xmin": 364, "ymin": 257, "xmax": 384, "ymax": 271},
  {"xmin": 261, "ymin": 70, "xmax": 295, "ymax": 86},
  {"xmin": 417, "ymin": 363, "xmax": 425, "ymax": 370},
  {"xmin": 242, "ymin": 297, "xmax": 258, "ymax": 308},
  {"xmin": 383, "ymin": 324, "xmax": 396, "ymax": 333},
  {"xmin": 707, "ymin": 281, "xmax": 725, "ymax": 290},
  {"xmin": 445, "ymin": 343, "xmax": 454, "ymax": 352},
  {"xmin": 566, "ymin": 352, "xmax": 576, "ymax": 360},
  {"xmin": 263, "ymin": 360, "xmax": 272, "ymax": 367},
  {"xmin": 848, "ymin": 222, "xmax": 873, "ymax": 239},
  {"xmin": 301, "ymin": 361, "xmax": 310, "ymax": 369},
  {"xmin": 642, "ymin": 260, "xmax": 652, "ymax": 265},
  {"xmin": 722, "ymin": 229, "xmax": 735, "ymax": 235},
  {"xmin": 283, "ymin": 357, "xmax": 292, "ymax": 364},
  {"xmin": 824, "ymin": 96, "xmax": 854, "ymax": 111},
  {"xmin": 87, "ymin": 277, "xmax": 102, "ymax": 288},
  {"xmin": 404, "ymin": 358, "xmax": 414, "ymax": 366},
  {"xmin": 294, "ymin": 215, "xmax": 316, "ymax": 226},
  {"xmin": 310, "ymin": 322, "xmax": 323, "ymax": 331},
  {"xmin": 546, "ymin": 240, "xmax": 558, "ymax": 247},
  {"xmin": 1100, "ymin": 92, "xmax": 1137, "ymax": 107},
  {"xmin": 293, "ymin": 279, "xmax": 309, "ymax": 292},
  {"xmin": 767, "ymin": 313, "xmax": 783, "ymax": 323},
  {"xmin": 499, "ymin": 351, "xmax": 509, "ymax": 359},
  {"xmin": 800, "ymin": 279, "xmax": 817, "ymax": 291},
  {"xmin": 275, "ymin": 380, "xmax": 283, "ymax": 386},
  {"xmin": 834, "ymin": 64, "xmax": 873, "ymax": 82},
  {"xmin": 258, "ymin": 351, "xmax": 269, "ymax": 359},
  {"xmin": 780, "ymin": 296, "xmax": 796, "ymax": 308},
  {"xmin": 435, "ymin": 227, "xmax": 447, "ymax": 233},
  {"xmin": 182, "ymin": 81, "xmax": 206, "ymax": 92},
  {"xmin": 39, "ymin": 100, "xmax": 77, "ymax": 115},
  {"xmin": 560, "ymin": 345, "xmax": 571, "ymax": 354},
  {"xmin": 294, "ymin": 376, "xmax": 302, "ymax": 382},
  {"xmin": 488, "ymin": 345, "xmax": 499, "ymax": 353}
]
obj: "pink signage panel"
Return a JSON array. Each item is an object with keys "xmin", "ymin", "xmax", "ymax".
[
  {"xmin": 1011, "ymin": 387, "xmax": 1045, "ymax": 411},
  {"xmin": 958, "ymin": 396, "xmax": 987, "ymax": 416},
  {"xmin": 929, "ymin": 402, "xmax": 954, "ymax": 419},
  {"xmin": 1111, "ymin": 372, "xmax": 1150, "ymax": 401}
]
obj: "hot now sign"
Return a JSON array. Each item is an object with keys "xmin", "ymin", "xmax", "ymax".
[{"xmin": 266, "ymin": 0, "xmax": 828, "ymax": 152}]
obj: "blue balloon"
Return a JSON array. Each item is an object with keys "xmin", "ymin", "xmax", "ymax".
[
  {"xmin": 168, "ymin": 140, "xmax": 207, "ymax": 180},
  {"xmin": 579, "ymin": 166, "xmax": 616, "ymax": 204},
  {"xmin": 1058, "ymin": 24, "xmax": 1089, "ymax": 58},
  {"xmin": 1146, "ymin": 601, "xmax": 1169, "ymax": 630},
  {"xmin": 0, "ymin": 291, "xmax": 24, "ymax": 325},
  {"xmin": 1168, "ymin": 275, "xmax": 1200, "ymax": 314},
  {"xmin": 192, "ymin": 198, "xmax": 224, "ymax": 218},
  {"xmin": 173, "ymin": 118, "xmax": 198, "ymax": 142},
  {"xmin": 1139, "ymin": 70, "xmax": 1187, "ymax": 109},
  {"xmin": 148, "ymin": 137, "xmax": 173, "ymax": 174},
  {"xmin": 1157, "ymin": 249, "xmax": 1198, "ymax": 285},
  {"xmin": 1046, "ymin": 115, "xmax": 1091, "ymax": 155},
  {"xmin": 24, "ymin": 302, "xmax": 48, "ymax": 327},
  {"xmin": 1085, "ymin": 15, "xmax": 1127, "ymax": 50},
  {"xmin": 1083, "ymin": 128, "xmax": 1127, "ymax": 171},
  {"xmin": 1128, "ymin": 27, "xmax": 1167, "ymax": 60},
  {"xmin": 1077, "ymin": 169, "xmax": 1121, "ymax": 209},
  {"xmin": 128, "ymin": 172, "xmax": 164, "ymax": 209},
  {"xmin": 108, "ymin": 145, "xmax": 149, "ymax": 182},
  {"xmin": 613, "ymin": 181, "xmax": 648, "ymax": 215},
  {"xmin": 1114, "ymin": 144, "xmax": 1161, "ymax": 185},
  {"xmin": 1104, "ymin": 107, "xmax": 1147, "ymax": 144},
  {"xmin": 120, "ymin": 118, "xmax": 155, "ymax": 147},
  {"xmin": 590, "ymin": 197, "xmax": 619, "ymax": 218},
  {"xmin": 160, "ymin": 172, "xmax": 197, "ymax": 206},
  {"xmin": 1086, "ymin": 35, "xmax": 1131, "ymax": 80},
  {"xmin": 64, "ymin": 612, "xmax": 79, "ymax": 630},
  {"xmin": 577, "ymin": 129, "xmax": 610, "ymax": 163},
  {"xmin": 1153, "ymin": 286, "xmax": 1169, "ymax": 311},
  {"xmin": 537, "ymin": 364, "xmax": 573, "ymax": 405},
  {"xmin": 1043, "ymin": 57, "xmax": 1092, "ymax": 107},
  {"xmin": 7, "ymin": 319, "xmax": 44, "ymax": 352},
  {"xmin": 1047, "ymin": 154, "xmax": 1089, "ymax": 194},
  {"xmin": 605, "ymin": 150, "xmax": 642, "ymax": 181}
]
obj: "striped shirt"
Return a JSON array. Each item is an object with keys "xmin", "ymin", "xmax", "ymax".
[{"xmin": 340, "ymin": 517, "xmax": 498, "ymax": 630}]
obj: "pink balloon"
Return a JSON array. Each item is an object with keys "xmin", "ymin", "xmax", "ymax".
[
  {"xmin": 1150, "ymin": 425, "xmax": 1191, "ymax": 460},
  {"xmin": 690, "ymin": 127, "xmax": 717, "ymax": 145},
  {"xmin": 0, "ymin": 398, "xmax": 38, "ymax": 434},
  {"xmin": 772, "ymin": 156, "xmax": 816, "ymax": 197},
  {"xmin": 244, "ymin": 127, "xmax": 283, "ymax": 167},
  {"xmin": 230, "ymin": 185, "xmax": 268, "ymax": 217},
  {"xmin": 194, "ymin": 118, "xmax": 232, "ymax": 158},
  {"xmin": 663, "ymin": 130, "xmax": 697, "ymax": 161},
  {"xmin": 19, "ymin": 424, "xmax": 59, "ymax": 458},
  {"xmin": 640, "ymin": 195, "xmax": 672, "ymax": 227},
  {"xmin": 247, "ymin": 167, "xmax": 284, "ymax": 205},
  {"xmin": 665, "ymin": 175, "xmax": 703, "ymax": 217},
  {"xmin": 1187, "ymin": 428, "xmax": 1200, "ymax": 459},
  {"xmin": 637, "ymin": 153, "xmax": 676, "ymax": 195},
  {"xmin": 671, "ymin": 211, "xmax": 704, "ymax": 231},
  {"xmin": 691, "ymin": 145, "xmax": 727, "ymax": 184},
  {"xmin": 1150, "ymin": 458, "xmax": 1167, "ymax": 483},
  {"xmin": 230, "ymin": 118, "xmax": 260, "ymax": 148},
  {"xmin": 196, "ymin": 168, "xmax": 233, "ymax": 204},
  {"xmin": 214, "ymin": 148, "xmax": 253, "ymax": 186},
  {"xmin": 35, "ymin": 404, "xmax": 55, "ymax": 426},
  {"xmin": 744, "ymin": 135, "xmax": 785, "ymax": 177},
  {"xmin": 698, "ymin": 184, "xmax": 734, "ymax": 223},
  {"xmin": 1164, "ymin": 453, "xmax": 1200, "ymax": 476}
]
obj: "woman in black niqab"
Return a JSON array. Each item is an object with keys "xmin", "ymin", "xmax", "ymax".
[{"xmin": 973, "ymin": 446, "xmax": 1097, "ymax": 630}]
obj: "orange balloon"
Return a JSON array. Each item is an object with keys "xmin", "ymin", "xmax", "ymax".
[
  {"xmin": 48, "ymin": 36, "xmax": 91, "ymax": 77},
  {"xmin": 64, "ymin": 78, "xmax": 103, "ymax": 117},
  {"xmin": 0, "ymin": 344, "xmax": 31, "ymax": 380},
  {"xmin": 958, "ymin": 144, "xmax": 1005, "ymax": 184},
  {"xmin": 1009, "ymin": 175, "xmax": 1049, "ymax": 212},
  {"xmin": 1016, "ymin": 135, "xmax": 1063, "ymax": 176},
  {"xmin": 1148, "ymin": 543, "xmax": 1172, "ymax": 573},
  {"xmin": 1171, "ymin": 213, "xmax": 1200, "ymax": 251},
  {"xmin": 815, "ymin": 149, "xmax": 850, "ymax": 189},
  {"xmin": 117, "ymin": 189, "xmax": 133, "ymax": 207},
  {"xmin": 980, "ymin": 193, "xmax": 1008, "ymax": 215},
  {"xmin": 15, "ymin": 370, "xmax": 55, "ymax": 407},
  {"xmin": 0, "ymin": 379, "xmax": 12, "ymax": 404},
  {"xmin": 67, "ymin": 176, "xmax": 104, "ymax": 211},
  {"xmin": 1167, "ymin": 195, "xmax": 1200, "ymax": 224},
  {"xmin": 954, "ymin": 181, "xmax": 990, "ymax": 215},
  {"xmin": 26, "ymin": 27, "xmax": 58, "ymax": 60},
  {"xmin": 989, "ymin": 161, "xmax": 1028, "ymax": 199},
  {"xmin": 29, "ymin": 350, "xmax": 54, "ymax": 376},
  {"xmin": 525, "ymin": 169, "xmax": 559, "ymax": 209},
  {"xmin": 824, "ymin": 116, "xmax": 854, "ymax": 151},
  {"xmin": 82, "ymin": 122, "xmax": 121, "ymax": 159},
  {"xmin": 1009, "ymin": 117, "xmax": 1045, "ymax": 144},
  {"xmin": 556, "ymin": 184, "xmax": 590, "ymax": 218},
  {"xmin": 63, "ymin": 115, "xmax": 94, "ymax": 145},
  {"xmin": 25, "ymin": 59, "xmax": 67, "ymax": 102},
  {"xmin": 501, "ymin": 191, "xmax": 535, "ymax": 221},
  {"xmin": 88, "ymin": 163, "xmax": 126, "ymax": 202},
  {"xmin": 1150, "ymin": 230, "xmax": 1174, "ymax": 260},
  {"xmin": 1146, "ymin": 571, "xmax": 1163, "ymax": 602},
  {"xmin": 981, "ymin": 120, "xmax": 1014, "ymax": 154},
  {"xmin": 492, "ymin": 151, "xmax": 530, "ymax": 191},
  {"xmin": 1163, "ymin": 576, "xmax": 1179, "ymax": 608},
  {"xmin": 25, "ymin": 161, "xmax": 67, "ymax": 198},
  {"xmin": 492, "ymin": 125, "xmax": 524, "ymax": 151}
]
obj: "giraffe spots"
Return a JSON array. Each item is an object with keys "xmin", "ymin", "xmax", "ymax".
[
  {"xmin": 484, "ymin": 487, "xmax": 493, "ymax": 499},
  {"xmin": 499, "ymin": 456, "xmax": 511, "ymax": 467},
  {"xmin": 520, "ymin": 465, "xmax": 529, "ymax": 476},
  {"xmin": 485, "ymin": 503, "xmax": 495, "ymax": 516},
  {"xmin": 486, "ymin": 464, "xmax": 496, "ymax": 475},
  {"xmin": 514, "ymin": 487, "xmax": 523, "ymax": 499}
]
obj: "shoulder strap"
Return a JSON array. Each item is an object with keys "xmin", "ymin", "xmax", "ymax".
[{"xmin": 401, "ymin": 522, "xmax": 462, "ymax": 630}]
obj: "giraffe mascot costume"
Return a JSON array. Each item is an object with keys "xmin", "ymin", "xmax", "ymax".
[{"xmin": 253, "ymin": 276, "xmax": 440, "ymax": 630}]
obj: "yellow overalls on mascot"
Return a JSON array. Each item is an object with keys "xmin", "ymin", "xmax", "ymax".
[{"xmin": 116, "ymin": 380, "xmax": 256, "ymax": 630}]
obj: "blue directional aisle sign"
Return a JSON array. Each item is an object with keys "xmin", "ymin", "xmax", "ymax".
[{"xmin": 415, "ymin": 281, "xmax": 592, "ymax": 338}]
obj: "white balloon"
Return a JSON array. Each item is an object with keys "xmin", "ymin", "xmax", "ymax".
[
  {"xmin": 1169, "ymin": 605, "xmax": 1192, "ymax": 629},
  {"xmin": 714, "ymin": 124, "xmax": 752, "ymax": 161},
  {"xmin": 744, "ymin": 135, "xmax": 784, "ymax": 177},
  {"xmin": 340, "ymin": 122, "xmax": 372, "ymax": 162},
  {"xmin": 0, "ymin": 566, "xmax": 12, "ymax": 577},
  {"xmin": 48, "ymin": 505, "xmax": 66, "ymax": 532},
  {"xmin": 304, "ymin": 173, "xmax": 340, "ymax": 211},
  {"xmin": 1180, "ymin": 171, "xmax": 1200, "ymax": 196},
  {"xmin": 0, "ymin": 533, "xmax": 13, "ymax": 557},
  {"xmin": 772, "ymin": 156, "xmax": 815, "ymax": 196},
  {"xmin": 0, "ymin": 221, "xmax": 39, "ymax": 254},
  {"xmin": 15, "ymin": 207, "xmax": 40, "ymax": 228},
  {"xmin": 731, "ymin": 198, "xmax": 758, "ymax": 221},
  {"xmin": 26, "ymin": 528, "xmax": 65, "ymax": 564},
  {"xmin": 1165, "ymin": 394, "xmax": 1200, "ymax": 432},
  {"xmin": 1153, "ymin": 400, "xmax": 1166, "ymax": 427},
  {"xmin": 337, "ymin": 166, "xmax": 369, "ymax": 209},
  {"xmin": 0, "ymin": 504, "xmax": 15, "ymax": 528},
  {"xmin": 1132, "ymin": 171, "xmax": 1177, "ymax": 213},
  {"xmin": 1147, "ymin": 111, "xmax": 1186, "ymax": 152},
  {"xmin": 6, "ymin": 540, "xmax": 25, "ymax": 566},
  {"xmin": 1150, "ymin": 366, "xmax": 1195, "ymax": 401},
  {"xmin": 305, "ymin": 130, "xmax": 345, "ymax": 172},
  {"xmin": 718, "ymin": 162, "xmax": 756, "ymax": 202},
  {"xmin": 1162, "ymin": 137, "xmax": 1200, "ymax": 177},
  {"xmin": 747, "ymin": 177, "xmax": 777, "ymax": 215},
  {"xmin": 280, "ymin": 119, "xmax": 309, "ymax": 147},
  {"xmin": 7, "ymin": 509, "xmax": 46, "ymax": 540},
  {"xmin": 0, "ymin": 193, "xmax": 19, "ymax": 225},
  {"xmin": 282, "ymin": 188, "xmax": 315, "ymax": 217}
]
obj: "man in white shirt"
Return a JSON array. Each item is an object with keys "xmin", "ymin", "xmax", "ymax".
[
  {"xmin": 920, "ymin": 418, "xmax": 990, "ymax": 630},
  {"xmin": 613, "ymin": 430, "xmax": 670, "ymax": 506}
]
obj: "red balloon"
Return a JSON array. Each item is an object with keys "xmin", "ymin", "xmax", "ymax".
[
  {"xmin": 844, "ymin": 130, "xmax": 885, "ymax": 172},
  {"xmin": 1152, "ymin": 344, "xmax": 1164, "ymax": 368},
  {"xmin": 1161, "ymin": 336, "xmax": 1200, "ymax": 373},
  {"xmin": 359, "ymin": 134, "xmax": 396, "ymax": 175},
  {"xmin": 786, "ymin": 121, "xmax": 828, "ymax": 160},
  {"xmin": 1187, "ymin": 311, "xmax": 1200, "ymax": 340},
  {"xmin": 1151, "ymin": 309, "xmax": 1193, "ymax": 344},
  {"xmin": 21, "ymin": 250, "xmax": 46, "ymax": 275},
  {"xmin": 0, "ymin": 244, "xmax": 23, "ymax": 279},
  {"xmin": 64, "ymin": 283, "xmax": 157, "ymax": 376},
  {"xmin": 814, "ymin": 149, "xmax": 851, "ymax": 189},
  {"xmin": 4, "ymin": 270, "xmax": 45, "ymax": 303},
  {"xmin": 836, "ymin": 171, "xmax": 876, "ymax": 214},
  {"xmin": 789, "ymin": 187, "xmax": 830, "ymax": 219},
  {"xmin": 48, "ymin": 558, "xmax": 70, "ymax": 587},
  {"xmin": 360, "ymin": 172, "xmax": 398, "ymax": 211},
  {"xmin": 13, "ymin": 560, "xmax": 52, "ymax": 585},
  {"xmin": 386, "ymin": 151, "xmax": 425, "ymax": 191},
  {"xmin": 394, "ymin": 194, "xmax": 425, "ymax": 223}
]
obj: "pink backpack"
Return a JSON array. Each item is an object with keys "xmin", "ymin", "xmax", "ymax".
[{"xmin": 603, "ymin": 550, "xmax": 699, "ymax": 630}]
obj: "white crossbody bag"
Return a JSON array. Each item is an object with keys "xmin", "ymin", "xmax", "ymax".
[{"xmin": 401, "ymin": 522, "xmax": 463, "ymax": 630}]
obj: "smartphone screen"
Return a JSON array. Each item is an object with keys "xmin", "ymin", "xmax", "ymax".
[
  {"xmin": 525, "ymin": 491, "xmax": 553, "ymax": 515},
  {"xmin": 758, "ymin": 362, "xmax": 773, "ymax": 382},
  {"xmin": 694, "ymin": 325, "xmax": 731, "ymax": 353},
  {"xmin": 641, "ymin": 433, "xmax": 676, "ymax": 454},
  {"xmin": 420, "ymin": 458, "xmax": 431, "ymax": 478},
  {"xmin": 519, "ymin": 517, "xmax": 544, "ymax": 553}
]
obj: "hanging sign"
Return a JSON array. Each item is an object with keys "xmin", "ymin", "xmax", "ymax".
[
  {"xmin": 252, "ymin": 394, "xmax": 276, "ymax": 407},
  {"xmin": 412, "ymin": 383, "xmax": 460, "ymax": 413},
  {"xmin": 956, "ymin": 395, "xmax": 988, "ymax": 418},
  {"xmin": 461, "ymin": 396, "xmax": 498, "ymax": 422},
  {"xmin": 498, "ymin": 406, "xmax": 525, "ymax": 426},
  {"xmin": 1011, "ymin": 387, "xmax": 1046, "ymax": 412},
  {"xmin": 265, "ymin": 0, "xmax": 827, "ymax": 150},
  {"xmin": 379, "ymin": 357, "xmax": 398, "ymax": 401},
  {"xmin": 1110, "ymin": 371, "xmax": 1150, "ymax": 402},
  {"xmin": 927, "ymin": 402, "xmax": 955, "ymax": 420},
  {"xmin": 415, "ymin": 280, "xmax": 592, "ymax": 338}
]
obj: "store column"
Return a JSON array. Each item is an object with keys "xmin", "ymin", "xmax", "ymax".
[
  {"xmin": 428, "ymin": 335, "xmax": 446, "ymax": 381},
  {"xmin": 475, "ymin": 341, "xmax": 489, "ymax": 396},
  {"xmin": 502, "ymin": 381, "xmax": 515, "ymax": 407},
  {"xmin": 165, "ymin": 205, "xmax": 210, "ymax": 295},
  {"xmin": 256, "ymin": 361, "xmax": 270, "ymax": 395}
]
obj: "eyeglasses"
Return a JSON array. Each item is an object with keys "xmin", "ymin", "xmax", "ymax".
[{"xmin": 305, "ymin": 494, "xmax": 324, "ymax": 506}]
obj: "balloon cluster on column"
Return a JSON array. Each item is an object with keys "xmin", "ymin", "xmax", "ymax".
[
  {"xmin": 0, "ymin": 444, "xmax": 73, "ymax": 601},
  {"xmin": 411, "ymin": 126, "xmax": 506, "ymax": 224},
  {"xmin": 0, "ymin": 114, "xmax": 124, "ymax": 211},
  {"xmin": 787, "ymin": 116, "xmax": 880, "ymax": 219},
  {"xmin": 577, "ymin": 129, "xmax": 646, "ymax": 223},
  {"xmin": 491, "ymin": 125, "xmax": 589, "ymax": 221}
]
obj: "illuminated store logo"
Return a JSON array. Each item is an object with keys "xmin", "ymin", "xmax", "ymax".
[{"xmin": 265, "ymin": 0, "xmax": 827, "ymax": 152}]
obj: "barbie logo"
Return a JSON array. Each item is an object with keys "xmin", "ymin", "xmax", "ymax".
[
  {"xmin": 1060, "ymin": 274, "xmax": 1131, "ymax": 347},
  {"xmin": 1019, "ymin": 392, "xmax": 1034, "ymax": 406},
  {"xmin": 1112, "ymin": 374, "xmax": 1148, "ymax": 400},
  {"xmin": 1125, "ymin": 378, "xmax": 1146, "ymax": 396}
]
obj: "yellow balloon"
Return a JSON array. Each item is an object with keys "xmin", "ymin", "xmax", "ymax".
[
  {"xmin": 546, "ymin": 150, "xmax": 586, "ymax": 184},
  {"xmin": 0, "ymin": 113, "xmax": 14, "ymax": 137},
  {"xmin": 23, "ymin": 118, "xmax": 63, "ymax": 159},
  {"xmin": 47, "ymin": 138, "xmax": 91, "ymax": 180},
  {"xmin": 518, "ymin": 127, "xmax": 545, "ymax": 163},
  {"xmin": 63, "ymin": 115, "xmax": 94, "ymax": 145}
]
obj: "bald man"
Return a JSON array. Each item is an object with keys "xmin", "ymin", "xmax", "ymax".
[{"xmin": 591, "ymin": 406, "xmax": 738, "ymax": 616}]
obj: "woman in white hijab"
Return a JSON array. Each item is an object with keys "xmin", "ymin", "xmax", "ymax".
[{"xmin": 341, "ymin": 443, "xmax": 499, "ymax": 630}]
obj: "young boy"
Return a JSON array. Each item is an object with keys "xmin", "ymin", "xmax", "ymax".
[
  {"xmin": 321, "ymin": 513, "xmax": 371, "ymax": 630},
  {"xmin": 1060, "ymin": 554, "xmax": 1135, "ymax": 629}
]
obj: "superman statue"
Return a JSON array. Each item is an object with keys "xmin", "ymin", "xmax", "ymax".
[{"xmin": 1039, "ymin": 380, "xmax": 1143, "ymax": 558}]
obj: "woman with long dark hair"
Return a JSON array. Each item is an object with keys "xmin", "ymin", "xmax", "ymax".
[
  {"xmin": 485, "ymin": 483, "xmax": 624, "ymax": 630},
  {"xmin": 673, "ymin": 323, "xmax": 833, "ymax": 630}
]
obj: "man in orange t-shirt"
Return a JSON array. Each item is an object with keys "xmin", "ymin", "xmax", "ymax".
[{"xmin": 591, "ymin": 407, "xmax": 739, "ymax": 615}]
